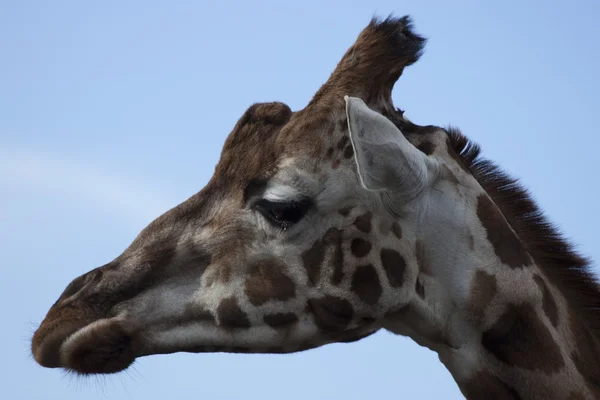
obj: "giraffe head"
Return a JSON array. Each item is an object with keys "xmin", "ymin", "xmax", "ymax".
[{"xmin": 32, "ymin": 16, "xmax": 480, "ymax": 375}]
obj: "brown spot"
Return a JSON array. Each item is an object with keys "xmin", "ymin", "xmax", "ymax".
[
  {"xmin": 332, "ymin": 159, "xmax": 341, "ymax": 169},
  {"xmin": 351, "ymin": 238, "xmax": 372, "ymax": 258},
  {"xmin": 336, "ymin": 117, "xmax": 348, "ymax": 134},
  {"xmin": 533, "ymin": 274, "xmax": 559, "ymax": 328},
  {"xmin": 326, "ymin": 147, "xmax": 334, "ymax": 159},
  {"xmin": 416, "ymin": 140, "xmax": 436, "ymax": 155},
  {"xmin": 351, "ymin": 264, "xmax": 382, "ymax": 305},
  {"xmin": 468, "ymin": 269, "xmax": 497, "ymax": 326},
  {"xmin": 353, "ymin": 212, "xmax": 372, "ymax": 233},
  {"xmin": 481, "ymin": 304, "xmax": 564, "ymax": 373},
  {"xmin": 308, "ymin": 296, "xmax": 354, "ymax": 332},
  {"xmin": 461, "ymin": 371, "xmax": 522, "ymax": 400},
  {"xmin": 570, "ymin": 313, "xmax": 600, "ymax": 396},
  {"xmin": 338, "ymin": 206, "xmax": 353, "ymax": 217},
  {"xmin": 263, "ymin": 313, "xmax": 298, "ymax": 328},
  {"xmin": 391, "ymin": 222, "xmax": 402, "ymax": 239},
  {"xmin": 380, "ymin": 248, "xmax": 406, "ymax": 287},
  {"xmin": 477, "ymin": 194, "xmax": 532, "ymax": 268},
  {"xmin": 343, "ymin": 144, "xmax": 354, "ymax": 159},
  {"xmin": 302, "ymin": 228, "xmax": 345, "ymax": 286},
  {"xmin": 217, "ymin": 297, "xmax": 250, "ymax": 328},
  {"xmin": 337, "ymin": 135, "xmax": 349, "ymax": 150},
  {"xmin": 302, "ymin": 237, "xmax": 326, "ymax": 286},
  {"xmin": 245, "ymin": 259, "xmax": 296, "ymax": 306},
  {"xmin": 415, "ymin": 279, "xmax": 425, "ymax": 298}
]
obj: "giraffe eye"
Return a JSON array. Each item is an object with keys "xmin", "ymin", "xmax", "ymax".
[{"xmin": 254, "ymin": 198, "xmax": 312, "ymax": 229}]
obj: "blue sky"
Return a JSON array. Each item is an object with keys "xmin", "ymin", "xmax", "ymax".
[{"xmin": 2, "ymin": 1, "xmax": 599, "ymax": 399}]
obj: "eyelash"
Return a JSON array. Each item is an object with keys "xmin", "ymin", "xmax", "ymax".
[{"xmin": 254, "ymin": 198, "xmax": 312, "ymax": 231}]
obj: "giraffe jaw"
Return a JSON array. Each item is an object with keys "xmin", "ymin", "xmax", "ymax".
[{"xmin": 33, "ymin": 317, "xmax": 137, "ymax": 375}]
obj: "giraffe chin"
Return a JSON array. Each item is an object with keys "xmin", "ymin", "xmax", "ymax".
[{"xmin": 37, "ymin": 318, "xmax": 136, "ymax": 375}]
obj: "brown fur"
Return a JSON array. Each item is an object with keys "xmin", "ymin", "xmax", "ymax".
[
  {"xmin": 350, "ymin": 238, "xmax": 372, "ymax": 258},
  {"xmin": 380, "ymin": 248, "xmax": 406, "ymax": 288},
  {"xmin": 277, "ymin": 16, "xmax": 426, "ymax": 157},
  {"xmin": 468, "ymin": 269, "xmax": 498, "ymax": 327},
  {"xmin": 351, "ymin": 264, "xmax": 382, "ymax": 305},
  {"xmin": 476, "ymin": 194, "xmax": 532, "ymax": 268},
  {"xmin": 481, "ymin": 303, "xmax": 565, "ymax": 372},
  {"xmin": 244, "ymin": 259, "xmax": 296, "ymax": 306}
]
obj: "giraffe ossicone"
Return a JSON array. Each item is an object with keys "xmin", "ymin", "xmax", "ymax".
[{"xmin": 32, "ymin": 15, "xmax": 600, "ymax": 400}]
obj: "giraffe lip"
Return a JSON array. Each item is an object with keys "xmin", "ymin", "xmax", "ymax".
[
  {"xmin": 33, "ymin": 317, "xmax": 136, "ymax": 374},
  {"xmin": 32, "ymin": 319, "xmax": 88, "ymax": 369}
]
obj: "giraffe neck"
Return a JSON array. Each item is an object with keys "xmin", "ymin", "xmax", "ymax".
[
  {"xmin": 378, "ymin": 189, "xmax": 600, "ymax": 399},
  {"xmin": 442, "ymin": 260, "xmax": 600, "ymax": 400},
  {"xmin": 396, "ymin": 230, "xmax": 600, "ymax": 399}
]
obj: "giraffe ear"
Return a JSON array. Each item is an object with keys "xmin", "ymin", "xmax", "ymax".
[{"xmin": 345, "ymin": 96, "xmax": 436, "ymax": 200}]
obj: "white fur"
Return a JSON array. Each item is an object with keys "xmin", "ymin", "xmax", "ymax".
[
  {"xmin": 344, "ymin": 96, "xmax": 438, "ymax": 203},
  {"xmin": 263, "ymin": 183, "xmax": 303, "ymax": 202}
]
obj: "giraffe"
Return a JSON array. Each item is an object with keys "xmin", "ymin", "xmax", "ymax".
[{"xmin": 31, "ymin": 15, "xmax": 600, "ymax": 399}]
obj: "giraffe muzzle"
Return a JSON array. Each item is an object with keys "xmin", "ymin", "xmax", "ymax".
[{"xmin": 32, "ymin": 314, "xmax": 137, "ymax": 374}]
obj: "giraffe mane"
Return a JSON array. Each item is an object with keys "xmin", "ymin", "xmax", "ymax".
[{"xmin": 446, "ymin": 127, "xmax": 600, "ymax": 333}]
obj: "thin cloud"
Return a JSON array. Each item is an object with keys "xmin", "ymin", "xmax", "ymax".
[{"xmin": 0, "ymin": 148, "xmax": 179, "ymax": 224}]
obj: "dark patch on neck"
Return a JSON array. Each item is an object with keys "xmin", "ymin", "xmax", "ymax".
[
  {"xmin": 569, "ymin": 312, "xmax": 600, "ymax": 396},
  {"xmin": 481, "ymin": 303, "xmax": 564, "ymax": 373},
  {"xmin": 476, "ymin": 194, "xmax": 532, "ymax": 268},
  {"xmin": 446, "ymin": 127, "xmax": 600, "ymax": 344},
  {"xmin": 533, "ymin": 274, "xmax": 559, "ymax": 328},
  {"xmin": 468, "ymin": 269, "xmax": 497, "ymax": 327}
]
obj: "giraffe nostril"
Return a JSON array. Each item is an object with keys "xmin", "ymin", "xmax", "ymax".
[{"xmin": 55, "ymin": 269, "xmax": 102, "ymax": 304}]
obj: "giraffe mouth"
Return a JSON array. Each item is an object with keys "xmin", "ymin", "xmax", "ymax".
[{"xmin": 32, "ymin": 317, "xmax": 137, "ymax": 374}]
